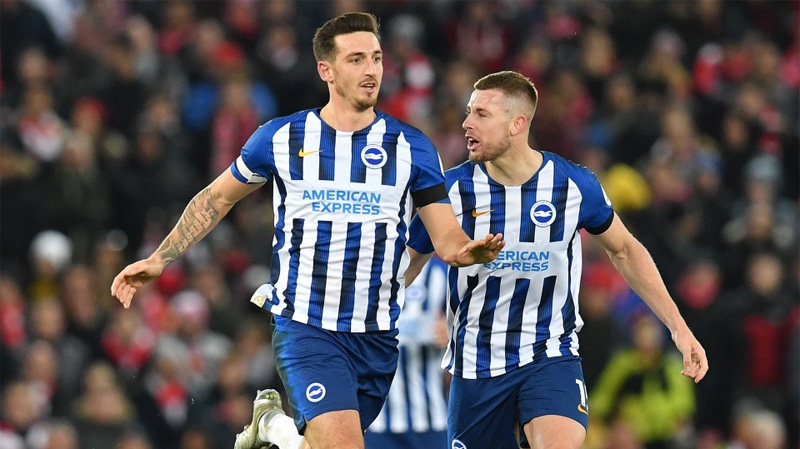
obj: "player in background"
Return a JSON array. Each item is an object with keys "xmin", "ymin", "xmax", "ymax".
[
  {"xmin": 364, "ymin": 256, "xmax": 449, "ymax": 449},
  {"xmin": 406, "ymin": 71, "xmax": 707, "ymax": 449},
  {"xmin": 111, "ymin": 12, "xmax": 504, "ymax": 449}
]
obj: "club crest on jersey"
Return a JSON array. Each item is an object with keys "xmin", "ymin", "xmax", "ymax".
[
  {"xmin": 306, "ymin": 382, "xmax": 326, "ymax": 402},
  {"xmin": 452, "ymin": 439, "xmax": 467, "ymax": 449},
  {"xmin": 530, "ymin": 200, "xmax": 556, "ymax": 227},
  {"xmin": 361, "ymin": 145, "xmax": 387, "ymax": 169}
]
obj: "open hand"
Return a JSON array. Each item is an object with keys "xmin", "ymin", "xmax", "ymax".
[
  {"xmin": 110, "ymin": 258, "xmax": 165, "ymax": 309},
  {"xmin": 442, "ymin": 233, "xmax": 505, "ymax": 267}
]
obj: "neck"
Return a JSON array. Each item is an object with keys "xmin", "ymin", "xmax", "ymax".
[
  {"xmin": 484, "ymin": 142, "xmax": 543, "ymax": 186},
  {"xmin": 319, "ymin": 96, "xmax": 376, "ymax": 132}
]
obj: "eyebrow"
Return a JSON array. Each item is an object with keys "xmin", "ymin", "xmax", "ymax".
[{"xmin": 343, "ymin": 50, "xmax": 383, "ymax": 58}]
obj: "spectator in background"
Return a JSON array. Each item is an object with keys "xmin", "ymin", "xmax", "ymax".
[
  {"xmin": 42, "ymin": 130, "xmax": 111, "ymax": 264},
  {"xmin": 29, "ymin": 299, "xmax": 91, "ymax": 414},
  {"xmin": 71, "ymin": 362, "xmax": 136, "ymax": 449},
  {"xmin": 589, "ymin": 312, "xmax": 696, "ymax": 449},
  {"xmin": 723, "ymin": 252, "xmax": 798, "ymax": 427},
  {"xmin": 1, "ymin": 380, "xmax": 49, "ymax": 446},
  {"xmin": 578, "ymin": 260, "xmax": 626, "ymax": 391},
  {"xmin": 61, "ymin": 266, "xmax": 109, "ymax": 360},
  {"xmin": 27, "ymin": 230, "xmax": 72, "ymax": 302}
]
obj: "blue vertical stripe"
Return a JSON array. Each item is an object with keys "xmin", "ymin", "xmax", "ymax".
[
  {"xmin": 504, "ymin": 278, "xmax": 529, "ymax": 369},
  {"xmin": 559, "ymin": 237, "xmax": 576, "ymax": 355},
  {"xmin": 489, "ymin": 184, "xmax": 506, "ymax": 236},
  {"xmin": 288, "ymin": 119, "xmax": 306, "ymax": 180},
  {"xmin": 458, "ymin": 178, "xmax": 477, "ymax": 238},
  {"xmin": 476, "ymin": 276, "xmax": 501, "ymax": 373},
  {"xmin": 365, "ymin": 223, "xmax": 388, "ymax": 331},
  {"xmin": 307, "ymin": 221, "xmax": 332, "ymax": 327},
  {"xmin": 350, "ymin": 129, "xmax": 369, "ymax": 183},
  {"xmin": 532, "ymin": 276, "xmax": 556, "ymax": 361},
  {"xmin": 388, "ymin": 190, "xmax": 409, "ymax": 326},
  {"xmin": 337, "ymin": 223, "xmax": 362, "ymax": 332},
  {"xmin": 270, "ymin": 178, "xmax": 292, "ymax": 313},
  {"xmin": 381, "ymin": 133, "xmax": 397, "ymax": 186},
  {"xmin": 519, "ymin": 179, "xmax": 538, "ymax": 242},
  {"xmin": 283, "ymin": 218, "xmax": 305, "ymax": 315},
  {"xmin": 318, "ymin": 126, "xmax": 336, "ymax": 181},
  {"xmin": 550, "ymin": 170, "xmax": 568, "ymax": 242},
  {"xmin": 454, "ymin": 275, "xmax": 478, "ymax": 375}
]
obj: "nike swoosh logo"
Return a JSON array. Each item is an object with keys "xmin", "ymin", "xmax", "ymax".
[
  {"xmin": 577, "ymin": 404, "xmax": 588, "ymax": 415},
  {"xmin": 471, "ymin": 209, "xmax": 493, "ymax": 218},
  {"xmin": 299, "ymin": 148, "xmax": 322, "ymax": 157}
]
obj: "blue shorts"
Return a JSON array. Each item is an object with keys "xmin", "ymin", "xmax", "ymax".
[
  {"xmin": 448, "ymin": 356, "xmax": 588, "ymax": 449},
  {"xmin": 364, "ymin": 430, "xmax": 447, "ymax": 449},
  {"xmin": 271, "ymin": 316, "xmax": 399, "ymax": 433}
]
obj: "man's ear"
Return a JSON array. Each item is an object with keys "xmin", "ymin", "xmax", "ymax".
[
  {"xmin": 509, "ymin": 114, "xmax": 528, "ymax": 137},
  {"xmin": 318, "ymin": 61, "xmax": 333, "ymax": 83}
]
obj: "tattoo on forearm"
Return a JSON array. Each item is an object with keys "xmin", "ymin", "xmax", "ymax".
[{"xmin": 155, "ymin": 187, "xmax": 221, "ymax": 265}]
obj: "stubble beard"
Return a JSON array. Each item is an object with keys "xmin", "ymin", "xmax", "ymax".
[
  {"xmin": 334, "ymin": 83, "xmax": 378, "ymax": 112},
  {"xmin": 468, "ymin": 136, "xmax": 511, "ymax": 163}
]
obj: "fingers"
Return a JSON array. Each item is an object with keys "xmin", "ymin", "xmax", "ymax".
[
  {"xmin": 111, "ymin": 264, "xmax": 141, "ymax": 309},
  {"xmin": 680, "ymin": 345, "xmax": 709, "ymax": 383}
]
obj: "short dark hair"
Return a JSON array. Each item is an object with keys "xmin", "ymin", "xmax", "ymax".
[
  {"xmin": 312, "ymin": 12, "xmax": 381, "ymax": 62},
  {"xmin": 474, "ymin": 71, "xmax": 539, "ymax": 116}
]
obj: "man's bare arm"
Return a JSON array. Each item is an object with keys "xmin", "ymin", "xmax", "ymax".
[
  {"xmin": 592, "ymin": 212, "xmax": 708, "ymax": 382},
  {"xmin": 112, "ymin": 170, "xmax": 263, "ymax": 308}
]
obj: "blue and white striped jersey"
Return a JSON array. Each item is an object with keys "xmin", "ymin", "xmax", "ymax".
[
  {"xmin": 408, "ymin": 151, "xmax": 614, "ymax": 379},
  {"xmin": 231, "ymin": 108, "xmax": 447, "ymax": 333},
  {"xmin": 368, "ymin": 257, "xmax": 449, "ymax": 434}
]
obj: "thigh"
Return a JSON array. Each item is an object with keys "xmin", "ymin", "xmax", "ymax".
[
  {"xmin": 448, "ymin": 375, "xmax": 519, "ymax": 449},
  {"xmin": 518, "ymin": 356, "xmax": 588, "ymax": 449},
  {"xmin": 349, "ymin": 328, "xmax": 400, "ymax": 430},
  {"xmin": 305, "ymin": 409, "xmax": 365, "ymax": 449},
  {"xmin": 272, "ymin": 317, "xmax": 361, "ymax": 432}
]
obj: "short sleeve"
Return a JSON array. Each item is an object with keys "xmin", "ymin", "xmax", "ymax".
[
  {"xmin": 405, "ymin": 130, "xmax": 449, "ymax": 207},
  {"xmin": 229, "ymin": 123, "xmax": 276, "ymax": 184},
  {"xmin": 407, "ymin": 213, "xmax": 435, "ymax": 254},
  {"xmin": 577, "ymin": 169, "xmax": 614, "ymax": 234}
]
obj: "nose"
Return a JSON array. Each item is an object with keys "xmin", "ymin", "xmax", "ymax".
[
  {"xmin": 366, "ymin": 57, "xmax": 378, "ymax": 76},
  {"xmin": 462, "ymin": 115, "xmax": 472, "ymax": 130}
]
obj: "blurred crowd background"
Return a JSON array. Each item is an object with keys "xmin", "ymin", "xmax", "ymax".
[{"xmin": 0, "ymin": 1, "xmax": 798, "ymax": 448}]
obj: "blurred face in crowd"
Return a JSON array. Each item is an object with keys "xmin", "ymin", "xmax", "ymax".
[
  {"xmin": 462, "ymin": 88, "xmax": 516, "ymax": 163},
  {"xmin": 319, "ymin": 31, "xmax": 383, "ymax": 112}
]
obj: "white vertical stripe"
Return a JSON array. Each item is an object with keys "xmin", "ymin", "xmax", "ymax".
[
  {"xmin": 364, "ymin": 119, "xmax": 387, "ymax": 186},
  {"xmin": 350, "ymin": 224, "xmax": 376, "ymax": 333},
  {"xmin": 333, "ymin": 128, "xmax": 354, "ymax": 184},
  {"xmin": 462, "ymin": 281, "xmax": 486, "ymax": 376},
  {"xmin": 269, "ymin": 123, "xmax": 293, "ymax": 314},
  {"xmin": 369, "ymin": 403, "xmax": 387, "ymax": 433},
  {"xmin": 406, "ymin": 346, "xmax": 429, "ymax": 432},
  {"xmin": 388, "ymin": 354, "xmax": 408, "ymax": 433},
  {"xmin": 290, "ymin": 221, "xmax": 316, "ymax": 325},
  {"xmin": 472, "ymin": 165, "xmax": 492, "ymax": 239},
  {"xmin": 426, "ymin": 351, "xmax": 448, "ymax": 430},
  {"xmin": 504, "ymin": 187, "xmax": 521, "ymax": 242},
  {"xmin": 375, "ymin": 235, "xmax": 396, "ymax": 331},
  {"xmin": 489, "ymin": 277, "xmax": 514, "ymax": 375},
  {"xmin": 321, "ymin": 220, "xmax": 347, "ymax": 328},
  {"xmin": 302, "ymin": 113, "xmax": 322, "ymax": 181},
  {"xmin": 534, "ymin": 161, "xmax": 555, "ymax": 244}
]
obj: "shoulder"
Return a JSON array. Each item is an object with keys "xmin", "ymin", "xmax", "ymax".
[
  {"xmin": 379, "ymin": 111, "xmax": 432, "ymax": 143},
  {"xmin": 444, "ymin": 160, "xmax": 478, "ymax": 190},
  {"xmin": 545, "ymin": 151, "xmax": 601, "ymax": 187},
  {"xmin": 254, "ymin": 109, "xmax": 314, "ymax": 137}
]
